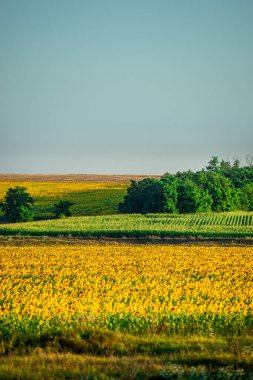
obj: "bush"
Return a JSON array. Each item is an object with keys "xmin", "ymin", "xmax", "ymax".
[
  {"xmin": 15, "ymin": 206, "xmax": 34, "ymax": 222},
  {"xmin": 53, "ymin": 200, "xmax": 75, "ymax": 219}
]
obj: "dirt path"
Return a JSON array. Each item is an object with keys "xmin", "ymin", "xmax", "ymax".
[{"xmin": 0, "ymin": 235, "xmax": 252, "ymax": 246}]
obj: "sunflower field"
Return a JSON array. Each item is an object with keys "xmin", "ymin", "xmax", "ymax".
[{"xmin": 1, "ymin": 244, "xmax": 252, "ymax": 340}]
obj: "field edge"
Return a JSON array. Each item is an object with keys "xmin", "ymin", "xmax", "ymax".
[{"xmin": 0, "ymin": 235, "xmax": 253, "ymax": 246}]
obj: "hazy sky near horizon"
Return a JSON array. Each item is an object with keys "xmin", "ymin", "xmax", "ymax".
[{"xmin": 0, "ymin": 0, "xmax": 253, "ymax": 174}]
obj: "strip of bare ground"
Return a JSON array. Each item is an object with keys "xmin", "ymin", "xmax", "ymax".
[
  {"xmin": 0, "ymin": 235, "xmax": 252, "ymax": 246},
  {"xmin": 0, "ymin": 173, "xmax": 160, "ymax": 183}
]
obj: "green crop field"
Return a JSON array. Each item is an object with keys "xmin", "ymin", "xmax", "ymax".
[
  {"xmin": 0, "ymin": 180, "xmax": 128, "ymax": 219},
  {"xmin": 0, "ymin": 211, "xmax": 252, "ymax": 238}
]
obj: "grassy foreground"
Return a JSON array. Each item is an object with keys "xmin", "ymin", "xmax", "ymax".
[
  {"xmin": 0, "ymin": 212, "xmax": 252, "ymax": 238},
  {"xmin": 0, "ymin": 333, "xmax": 252, "ymax": 379}
]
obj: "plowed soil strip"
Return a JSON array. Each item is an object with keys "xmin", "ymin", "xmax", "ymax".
[{"xmin": 0, "ymin": 235, "xmax": 252, "ymax": 246}]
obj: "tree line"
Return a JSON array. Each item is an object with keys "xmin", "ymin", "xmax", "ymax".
[{"xmin": 119, "ymin": 157, "xmax": 253, "ymax": 214}]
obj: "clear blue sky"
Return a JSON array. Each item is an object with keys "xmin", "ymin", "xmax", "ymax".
[{"xmin": 0, "ymin": 0, "xmax": 252, "ymax": 174}]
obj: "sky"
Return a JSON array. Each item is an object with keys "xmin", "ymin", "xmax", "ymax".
[{"xmin": 0, "ymin": 0, "xmax": 252, "ymax": 174}]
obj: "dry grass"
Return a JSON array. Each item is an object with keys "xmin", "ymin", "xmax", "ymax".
[{"xmin": 0, "ymin": 335, "xmax": 252, "ymax": 379}]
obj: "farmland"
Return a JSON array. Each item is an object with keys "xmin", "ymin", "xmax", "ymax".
[
  {"xmin": 0, "ymin": 244, "xmax": 253, "ymax": 378},
  {"xmin": 0, "ymin": 177, "xmax": 253, "ymax": 378},
  {"xmin": 0, "ymin": 211, "xmax": 252, "ymax": 240}
]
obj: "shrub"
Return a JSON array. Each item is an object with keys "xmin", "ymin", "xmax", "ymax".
[{"xmin": 53, "ymin": 200, "xmax": 75, "ymax": 219}]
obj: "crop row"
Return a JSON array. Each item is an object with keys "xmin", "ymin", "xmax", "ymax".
[{"xmin": 145, "ymin": 214, "xmax": 253, "ymax": 227}]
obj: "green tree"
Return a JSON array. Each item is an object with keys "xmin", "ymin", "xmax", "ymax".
[
  {"xmin": 232, "ymin": 158, "xmax": 241, "ymax": 168},
  {"xmin": 176, "ymin": 179, "xmax": 212, "ymax": 213},
  {"xmin": 0, "ymin": 186, "xmax": 34, "ymax": 222},
  {"xmin": 219, "ymin": 159, "xmax": 231, "ymax": 172},
  {"xmin": 223, "ymin": 166, "xmax": 253, "ymax": 188},
  {"xmin": 119, "ymin": 179, "xmax": 166, "ymax": 214},
  {"xmin": 53, "ymin": 200, "xmax": 75, "ymax": 219},
  {"xmin": 161, "ymin": 176, "xmax": 179, "ymax": 213},
  {"xmin": 118, "ymin": 180, "xmax": 142, "ymax": 213},
  {"xmin": 203, "ymin": 172, "xmax": 237, "ymax": 211},
  {"xmin": 206, "ymin": 156, "xmax": 219, "ymax": 171},
  {"xmin": 241, "ymin": 183, "xmax": 253, "ymax": 210}
]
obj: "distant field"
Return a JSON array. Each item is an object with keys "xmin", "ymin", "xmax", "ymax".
[
  {"xmin": 0, "ymin": 173, "xmax": 160, "ymax": 182},
  {"xmin": 0, "ymin": 180, "xmax": 128, "ymax": 218},
  {"xmin": 0, "ymin": 212, "xmax": 252, "ymax": 238},
  {"xmin": 0, "ymin": 175, "xmax": 159, "ymax": 218}
]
